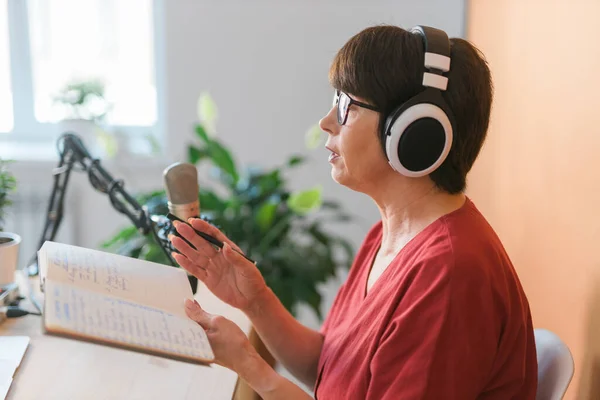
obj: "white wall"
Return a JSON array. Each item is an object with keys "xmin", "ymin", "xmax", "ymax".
[
  {"xmin": 161, "ymin": 0, "xmax": 466, "ymax": 323},
  {"xmin": 5, "ymin": 0, "xmax": 465, "ymax": 392}
]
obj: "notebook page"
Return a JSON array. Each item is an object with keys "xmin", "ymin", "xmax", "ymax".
[
  {"xmin": 39, "ymin": 241, "xmax": 192, "ymax": 317},
  {"xmin": 44, "ymin": 280, "xmax": 214, "ymax": 363}
]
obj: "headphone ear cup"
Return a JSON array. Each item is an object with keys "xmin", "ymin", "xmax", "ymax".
[{"xmin": 382, "ymin": 90, "xmax": 454, "ymax": 177}]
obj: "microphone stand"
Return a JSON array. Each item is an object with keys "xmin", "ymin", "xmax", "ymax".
[{"xmin": 27, "ymin": 133, "xmax": 176, "ymax": 276}]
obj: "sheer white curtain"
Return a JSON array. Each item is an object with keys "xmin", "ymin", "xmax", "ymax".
[
  {"xmin": 0, "ymin": 0, "xmax": 12, "ymax": 133},
  {"xmin": 28, "ymin": 0, "xmax": 156, "ymax": 126}
]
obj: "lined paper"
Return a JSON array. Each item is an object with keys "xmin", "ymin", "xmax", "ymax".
[
  {"xmin": 45, "ymin": 281, "xmax": 214, "ymax": 362},
  {"xmin": 40, "ymin": 241, "xmax": 193, "ymax": 317}
]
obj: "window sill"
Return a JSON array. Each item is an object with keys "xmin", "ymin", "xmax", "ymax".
[{"xmin": 0, "ymin": 139, "xmax": 171, "ymax": 172}]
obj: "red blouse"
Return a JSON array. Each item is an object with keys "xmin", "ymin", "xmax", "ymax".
[{"xmin": 314, "ymin": 197, "xmax": 537, "ymax": 399}]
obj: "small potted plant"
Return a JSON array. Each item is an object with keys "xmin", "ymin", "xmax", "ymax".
[
  {"xmin": 0, "ymin": 159, "xmax": 21, "ymax": 286},
  {"xmin": 52, "ymin": 78, "xmax": 112, "ymax": 155}
]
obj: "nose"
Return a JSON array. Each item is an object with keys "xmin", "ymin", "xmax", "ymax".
[{"xmin": 319, "ymin": 105, "xmax": 338, "ymax": 136}]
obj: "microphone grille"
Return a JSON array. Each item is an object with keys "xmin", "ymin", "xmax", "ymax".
[{"xmin": 163, "ymin": 162, "xmax": 199, "ymax": 204}]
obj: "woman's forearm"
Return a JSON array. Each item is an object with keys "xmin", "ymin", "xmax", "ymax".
[
  {"xmin": 236, "ymin": 346, "xmax": 315, "ymax": 400},
  {"xmin": 245, "ymin": 287, "xmax": 324, "ymax": 388}
]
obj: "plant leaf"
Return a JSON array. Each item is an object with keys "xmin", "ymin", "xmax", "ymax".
[
  {"xmin": 287, "ymin": 185, "xmax": 322, "ymax": 215},
  {"xmin": 197, "ymin": 92, "xmax": 218, "ymax": 136},
  {"xmin": 255, "ymin": 201, "xmax": 278, "ymax": 232},
  {"xmin": 286, "ymin": 155, "xmax": 305, "ymax": 167},
  {"xmin": 188, "ymin": 145, "xmax": 209, "ymax": 165},
  {"xmin": 101, "ymin": 226, "xmax": 139, "ymax": 248},
  {"xmin": 305, "ymin": 124, "xmax": 323, "ymax": 149},
  {"xmin": 195, "ymin": 125, "xmax": 210, "ymax": 143},
  {"xmin": 199, "ymin": 190, "xmax": 227, "ymax": 212},
  {"xmin": 206, "ymin": 141, "xmax": 239, "ymax": 185}
]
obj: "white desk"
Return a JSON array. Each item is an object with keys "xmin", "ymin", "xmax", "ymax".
[{"xmin": 0, "ymin": 274, "xmax": 253, "ymax": 400}]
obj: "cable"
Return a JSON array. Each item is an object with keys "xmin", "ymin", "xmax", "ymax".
[{"xmin": 0, "ymin": 306, "xmax": 41, "ymax": 318}]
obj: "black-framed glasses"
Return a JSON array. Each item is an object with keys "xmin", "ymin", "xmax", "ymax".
[{"xmin": 333, "ymin": 89, "xmax": 380, "ymax": 125}]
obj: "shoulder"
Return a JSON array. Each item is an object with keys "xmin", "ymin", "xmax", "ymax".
[{"xmin": 401, "ymin": 198, "xmax": 511, "ymax": 292}]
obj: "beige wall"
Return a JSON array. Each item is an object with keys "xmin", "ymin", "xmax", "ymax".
[{"xmin": 466, "ymin": 1, "xmax": 600, "ymax": 398}]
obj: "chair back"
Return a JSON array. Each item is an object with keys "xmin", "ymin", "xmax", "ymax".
[{"xmin": 535, "ymin": 328, "xmax": 574, "ymax": 400}]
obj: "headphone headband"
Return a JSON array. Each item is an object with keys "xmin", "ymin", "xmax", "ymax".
[
  {"xmin": 410, "ymin": 26, "xmax": 451, "ymax": 91},
  {"xmin": 380, "ymin": 25, "xmax": 455, "ymax": 178}
]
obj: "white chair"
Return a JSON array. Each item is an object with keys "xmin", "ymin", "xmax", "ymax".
[{"xmin": 534, "ymin": 328, "xmax": 574, "ymax": 400}]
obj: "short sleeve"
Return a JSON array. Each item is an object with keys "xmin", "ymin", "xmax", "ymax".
[{"xmin": 366, "ymin": 259, "xmax": 501, "ymax": 400}]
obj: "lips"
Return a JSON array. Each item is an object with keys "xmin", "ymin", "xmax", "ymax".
[{"xmin": 326, "ymin": 146, "xmax": 340, "ymax": 163}]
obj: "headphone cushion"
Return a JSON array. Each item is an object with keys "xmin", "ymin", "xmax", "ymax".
[
  {"xmin": 397, "ymin": 118, "xmax": 446, "ymax": 172},
  {"xmin": 383, "ymin": 90, "xmax": 454, "ymax": 177}
]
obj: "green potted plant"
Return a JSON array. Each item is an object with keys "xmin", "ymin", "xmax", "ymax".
[
  {"xmin": 0, "ymin": 159, "xmax": 21, "ymax": 285},
  {"xmin": 102, "ymin": 93, "xmax": 355, "ymax": 320},
  {"xmin": 0, "ymin": 158, "xmax": 16, "ymax": 232},
  {"xmin": 52, "ymin": 78, "xmax": 114, "ymax": 157},
  {"xmin": 53, "ymin": 78, "xmax": 109, "ymax": 123}
]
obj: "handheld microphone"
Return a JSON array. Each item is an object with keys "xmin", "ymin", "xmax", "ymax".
[{"xmin": 163, "ymin": 162, "xmax": 200, "ymax": 220}]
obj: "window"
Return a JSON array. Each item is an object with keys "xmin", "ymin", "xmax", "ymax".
[
  {"xmin": 0, "ymin": 0, "xmax": 13, "ymax": 133},
  {"xmin": 2, "ymin": 0, "xmax": 159, "ymax": 140}
]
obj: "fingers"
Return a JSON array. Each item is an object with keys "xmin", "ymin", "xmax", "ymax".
[
  {"xmin": 169, "ymin": 234, "xmax": 211, "ymax": 267},
  {"xmin": 222, "ymin": 242, "xmax": 249, "ymax": 266},
  {"xmin": 185, "ymin": 298, "xmax": 213, "ymax": 330},
  {"xmin": 172, "ymin": 252, "xmax": 207, "ymax": 281},
  {"xmin": 188, "ymin": 219, "xmax": 243, "ymax": 253},
  {"xmin": 173, "ymin": 221, "xmax": 220, "ymax": 259}
]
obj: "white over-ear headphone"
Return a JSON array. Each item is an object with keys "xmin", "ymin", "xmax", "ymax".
[{"xmin": 381, "ymin": 25, "xmax": 456, "ymax": 177}]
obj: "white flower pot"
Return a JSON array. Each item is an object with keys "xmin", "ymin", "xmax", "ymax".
[{"xmin": 0, "ymin": 232, "xmax": 21, "ymax": 286}]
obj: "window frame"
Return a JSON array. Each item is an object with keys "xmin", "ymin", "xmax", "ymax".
[{"xmin": 0, "ymin": 0, "xmax": 166, "ymax": 151}]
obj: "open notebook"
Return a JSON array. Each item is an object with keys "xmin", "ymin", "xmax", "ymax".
[{"xmin": 37, "ymin": 241, "xmax": 214, "ymax": 364}]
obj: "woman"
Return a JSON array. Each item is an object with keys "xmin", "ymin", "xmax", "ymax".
[{"xmin": 170, "ymin": 24, "xmax": 537, "ymax": 399}]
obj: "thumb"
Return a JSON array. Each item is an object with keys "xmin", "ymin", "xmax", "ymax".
[{"xmin": 184, "ymin": 298, "xmax": 211, "ymax": 329}]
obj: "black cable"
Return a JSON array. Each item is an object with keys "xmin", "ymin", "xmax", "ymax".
[{"xmin": 2, "ymin": 307, "xmax": 41, "ymax": 318}]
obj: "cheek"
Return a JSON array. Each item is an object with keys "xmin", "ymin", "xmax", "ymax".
[{"xmin": 345, "ymin": 135, "xmax": 386, "ymax": 172}]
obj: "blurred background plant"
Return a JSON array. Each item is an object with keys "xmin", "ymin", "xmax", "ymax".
[
  {"xmin": 0, "ymin": 159, "xmax": 17, "ymax": 232},
  {"xmin": 52, "ymin": 78, "xmax": 110, "ymax": 123},
  {"xmin": 52, "ymin": 78, "xmax": 123, "ymax": 158},
  {"xmin": 102, "ymin": 92, "xmax": 354, "ymax": 319}
]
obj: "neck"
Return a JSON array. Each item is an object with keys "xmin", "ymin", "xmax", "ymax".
[{"xmin": 369, "ymin": 175, "xmax": 466, "ymax": 257}]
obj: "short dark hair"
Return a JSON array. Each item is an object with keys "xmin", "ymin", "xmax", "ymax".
[{"xmin": 329, "ymin": 25, "xmax": 493, "ymax": 194}]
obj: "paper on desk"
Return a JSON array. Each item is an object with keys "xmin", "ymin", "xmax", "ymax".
[
  {"xmin": 0, "ymin": 336, "xmax": 29, "ymax": 400},
  {"xmin": 0, "ymin": 336, "xmax": 30, "ymax": 365},
  {"xmin": 0, "ymin": 377, "xmax": 11, "ymax": 400}
]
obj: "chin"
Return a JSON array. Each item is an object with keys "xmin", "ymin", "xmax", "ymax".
[{"xmin": 331, "ymin": 168, "xmax": 359, "ymax": 191}]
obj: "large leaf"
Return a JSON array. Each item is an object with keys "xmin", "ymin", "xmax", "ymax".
[
  {"xmin": 188, "ymin": 146, "xmax": 209, "ymax": 165},
  {"xmin": 190, "ymin": 127, "xmax": 240, "ymax": 185},
  {"xmin": 308, "ymin": 223, "xmax": 330, "ymax": 246},
  {"xmin": 287, "ymin": 186, "xmax": 322, "ymax": 215},
  {"xmin": 199, "ymin": 190, "xmax": 227, "ymax": 212},
  {"xmin": 256, "ymin": 213, "xmax": 293, "ymax": 254},
  {"xmin": 335, "ymin": 238, "xmax": 355, "ymax": 269},
  {"xmin": 195, "ymin": 125, "xmax": 210, "ymax": 143},
  {"xmin": 255, "ymin": 201, "xmax": 278, "ymax": 232},
  {"xmin": 101, "ymin": 225, "xmax": 139, "ymax": 248}
]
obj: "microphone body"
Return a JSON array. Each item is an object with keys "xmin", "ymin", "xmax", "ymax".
[
  {"xmin": 161, "ymin": 162, "xmax": 256, "ymax": 265},
  {"xmin": 163, "ymin": 162, "xmax": 200, "ymax": 221}
]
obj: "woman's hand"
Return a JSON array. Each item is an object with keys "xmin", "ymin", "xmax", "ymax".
[
  {"xmin": 170, "ymin": 218, "xmax": 268, "ymax": 314},
  {"xmin": 184, "ymin": 299, "xmax": 313, "ymax": 399},
  {"xmin": 184, "ymin": 298, "xmax": 255, "ymax": 371}
]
